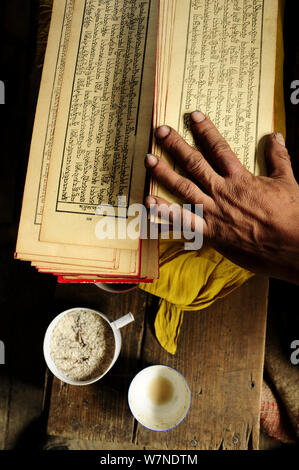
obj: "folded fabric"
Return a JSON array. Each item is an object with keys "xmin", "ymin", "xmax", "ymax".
[
  {"xmin": 139, "ymin": 239, "xmax": 253, "ymax": 354},
  {"xmin": 260, "ymin": 380, "xmax": 296, "ymax": 445}
]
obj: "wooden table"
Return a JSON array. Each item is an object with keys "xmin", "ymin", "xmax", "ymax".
[{"xmin": 44, "ymin": 276, "xmax": 268, "ymax": 450}]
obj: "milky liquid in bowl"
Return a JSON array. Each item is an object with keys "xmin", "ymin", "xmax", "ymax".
[{"xmin": 128, "ymin": 365, "xmax": 191, "ymax": 431}]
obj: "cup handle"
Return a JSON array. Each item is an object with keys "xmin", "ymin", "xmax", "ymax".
[{"xmin": 111, "ymin": 312, "xmax": 134, "ymax": 330}]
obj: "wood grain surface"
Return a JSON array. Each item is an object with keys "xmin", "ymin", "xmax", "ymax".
[{"xmin": 46, "ymin": 276, "xmax": 268, "ymax": 450}]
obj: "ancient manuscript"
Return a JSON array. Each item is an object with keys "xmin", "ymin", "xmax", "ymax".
[{"xmin": 16, "ymin": 0, "xmax": 278, "ymax": 281}]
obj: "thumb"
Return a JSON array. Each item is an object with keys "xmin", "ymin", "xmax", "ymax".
[{"xmin": 265, "ymin": 133, "xmax": 294, "ymax": 180}]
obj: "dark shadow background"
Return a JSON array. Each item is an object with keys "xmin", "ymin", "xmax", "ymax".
[
  {"xmin": 271, "ymin": 0, "xmax": 299, "ymax": 358},
  {"xmin": 0, "ymin": 0, "xmax": 57, "ymax": 437}
]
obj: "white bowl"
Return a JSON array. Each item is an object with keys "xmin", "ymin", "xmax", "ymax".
[
  {"xmin": 128, "ymin": 365, "xmax": 191, "ymax": 431},
  {"xmin": 95, "ymin": 283, "xmax": 138, "ymax": 293},
  {"xmin": 43, "ymin": 307, "xmax": 134, "ymax": 386}
]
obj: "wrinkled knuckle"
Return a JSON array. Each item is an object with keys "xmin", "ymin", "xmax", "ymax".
[
  {"xmin": 199, "ymin": 124, "xmax": 214, "ymax": 141},
  {"xmin": 275, "ymin": 149, "xmax": 291, "ymax": 163},
  {"xmin": 185, "ymin": 153, "xmax": 204, "ymax": 175},
  {"xmin": 167, "ymin": 134, "xmax": 182, "ymax": 153},
  {"xmin": 210, "ymin": 140, "xmax": 230, "ymax": 158},
  {"xmin": 175, "ymin": 177, "xmax": 195, "ymax": 200}
]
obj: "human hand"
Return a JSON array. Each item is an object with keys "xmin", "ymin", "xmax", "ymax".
[{"xmin": 145, "ymin": 111, "xmax": 299, "ymax": 284}]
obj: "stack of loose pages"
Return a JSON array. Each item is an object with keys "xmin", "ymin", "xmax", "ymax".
[
  {"xmin": 15, "ymin": 0, "xmax": 160, "ymax": 283},
  {"xmin": 16, "ymin": 0, "xmax": 279, "ymax": 282},
  {"xmin": 150, "ymin": 0, "xmax": 278, "ymax": 213}
]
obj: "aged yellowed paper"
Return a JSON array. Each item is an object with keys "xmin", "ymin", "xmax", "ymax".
[
  {"xmin": 19, "ymin": 250, "xmax": 120, "ymax": 269},
  {"xmin": 152, "ymin": 0, "xmax": 278, "ymax": 204},
  {"xmin": 40, "ymin": 0, "xmax": 158, "ymax": 249},
  {"xmin": 37, "ymin": 245, "xmax": 139, "ymax": 276},
  {"xmin": 15, "ymin": 0, "xmax": 134, "ymax": 271},
  {"xmin": 32, "ymin": 254, "xmax": 136, "ymax": 275}
]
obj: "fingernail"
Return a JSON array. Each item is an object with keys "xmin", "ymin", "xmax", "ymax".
[
  {"xmin": 145, "ymin": 195, "xmax": 157, "ymax": 206},
  {"xmin": 145, "ymin": 153, "xmax": 158, "ymax": 168},
  {"xmin": 155, "ymin": 125, "xmax": 170, "ymax": 140},
  {"xmin": 274, "ymin": 132, "xmax": 285, "ymax": 147},
  {"xmin": 191, "ymin": 110, "xmax": 206, "ymax": 123}
]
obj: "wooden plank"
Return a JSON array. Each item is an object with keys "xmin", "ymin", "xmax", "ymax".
[
  {"xmin": 46, "ymin": 284, "xmax": 148, "ymax": 442},
  {"xmin": 0, "ymin": 375, "xmax": 10, "ymax": 450},
  {"xmin": 0, "ymin": 263, "xmax": 56, "ymax": 449},
  {"xmin": 4, "ymin": 381, "xmax": 44, "ymax": 449},
  {"xmin": 136, "ymin": 276, "xmax": 268, "ymax": 450},
  {"xmin": 46, "ymin": 277, "xmax": 268, "ymax": 449}
]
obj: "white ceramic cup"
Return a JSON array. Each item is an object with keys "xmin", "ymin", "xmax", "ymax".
[
  {"xmin": 128, "ymin": 365, "xmax": 191, "ymax": 431},
  {"xmin": 95, "ymin": 283, "xmax": 137, "ymax": 294},
  {"xmin": 43, "ymin": 307, "xmax": 134, "ymax": 386}
]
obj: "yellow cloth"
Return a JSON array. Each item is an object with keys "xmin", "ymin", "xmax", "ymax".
[
  {"xmin": 139, "ymin": 0, "xmax": 285, "ymax": 355},
  {"xmin": 139, "ymin": 240, "xmax": 253, "ymax": 354}
]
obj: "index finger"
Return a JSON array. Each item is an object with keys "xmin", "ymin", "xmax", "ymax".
[
  {"xmin": 155, "ymin": 125, "xmax": 222, "ymax": 194},
  {"xmin": 190, "ymin": 111, "xmax": 244, "ymax": 175}
]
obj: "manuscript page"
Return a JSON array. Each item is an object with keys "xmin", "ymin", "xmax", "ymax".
[
  {"xmin": 40, "ymin": 0, "xmax": 158, "ymax": 249},
  {"xmin": 153, "ymin": 0, "xmax": 278, "ymax": 203},
  {"xmin": 15, "ymin": 0, "xmax": 120, "ymax": 264},
  {"xmin": 32, "ymin": 251, "xmax": 136, "ymax": 275}
]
